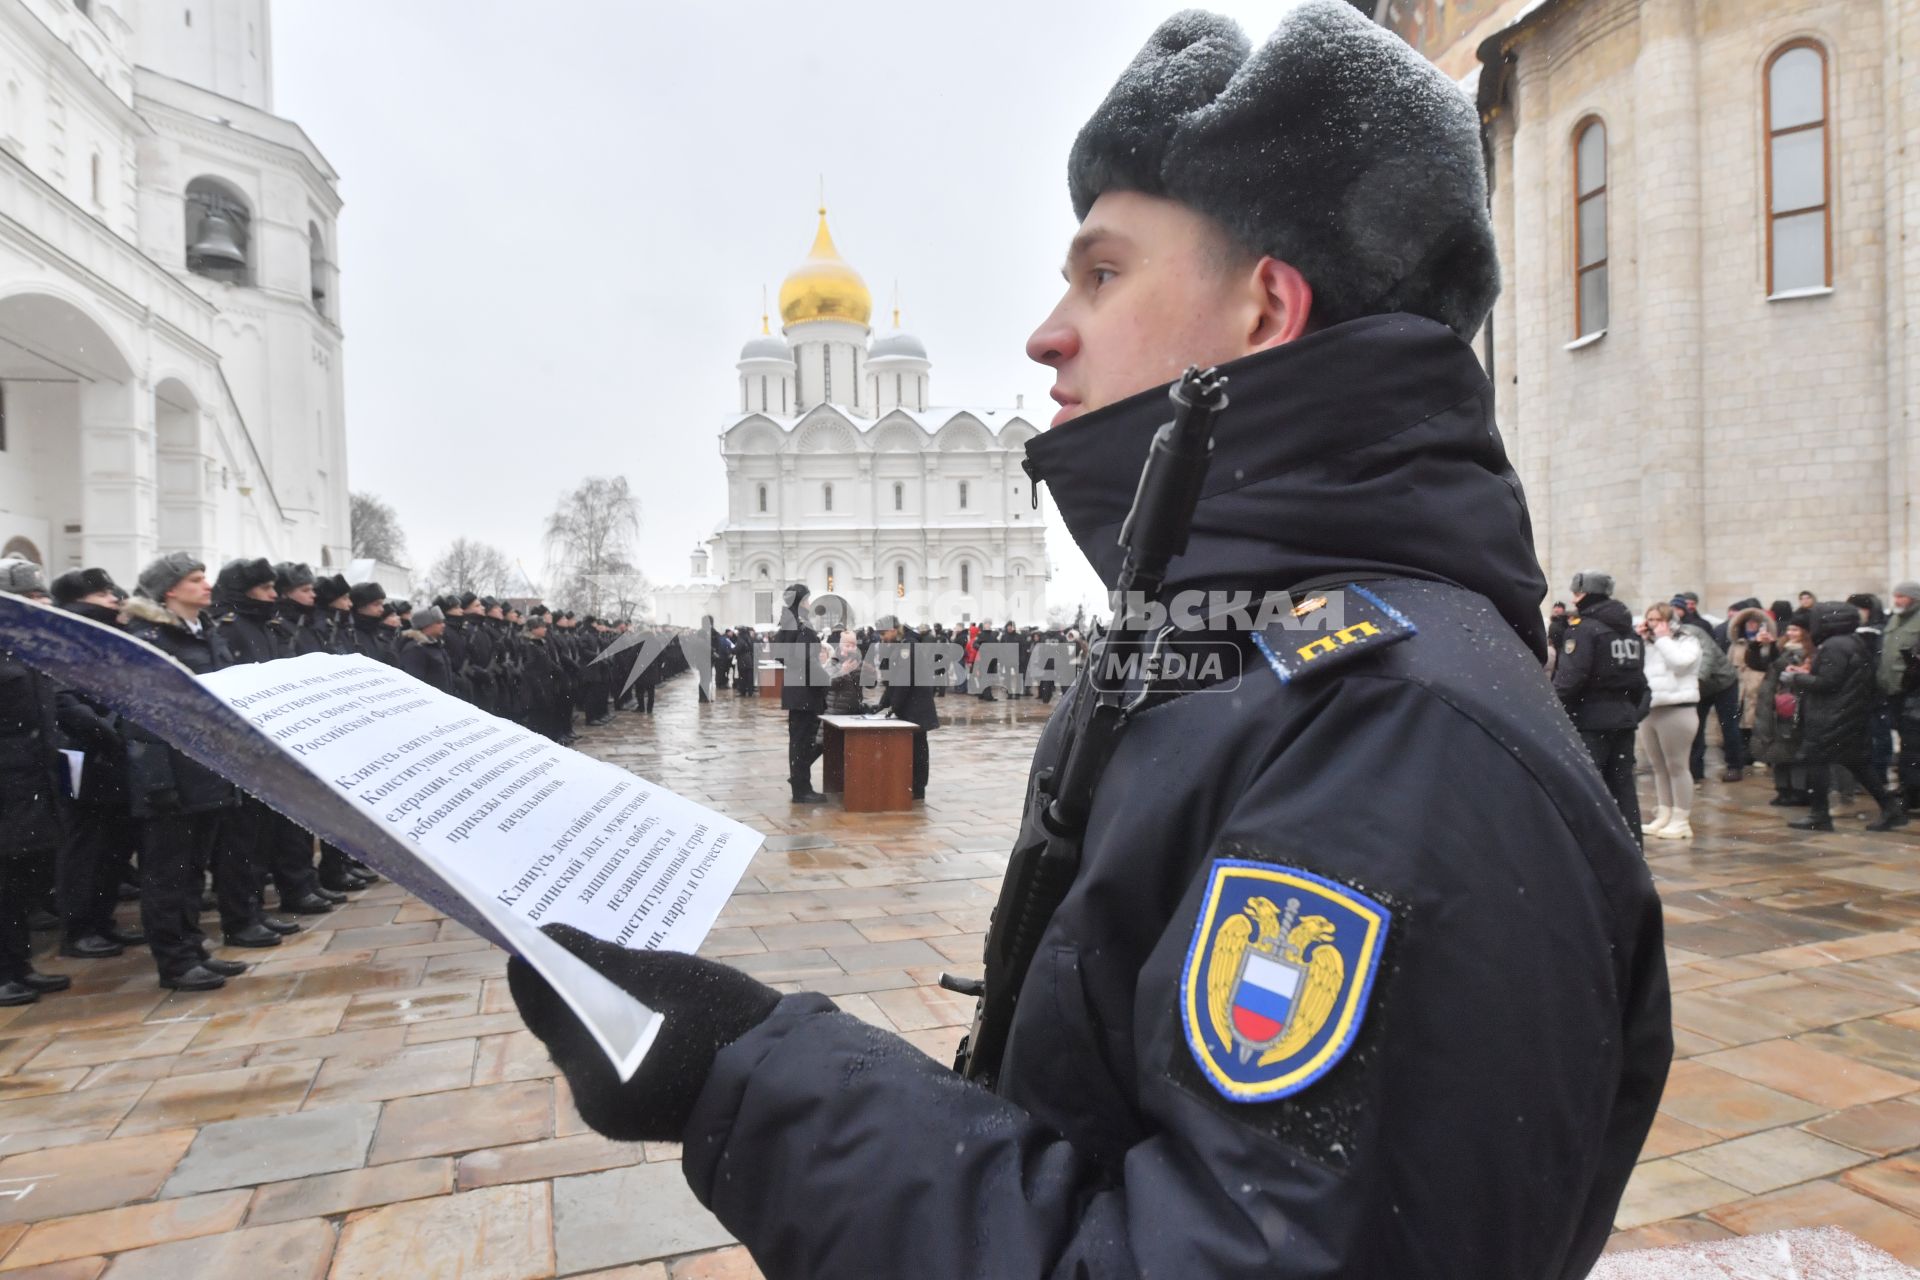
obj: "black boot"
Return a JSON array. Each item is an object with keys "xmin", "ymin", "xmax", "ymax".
[
  {"xmin": 1790, "ymin": 812, "xmax": 1835, "ymax": 832},
  {"xmin": 1868, "ymin": 799, "xmax": 1910, "ymax": 833}
]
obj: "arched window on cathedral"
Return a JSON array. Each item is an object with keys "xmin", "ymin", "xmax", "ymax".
[
  {"xmin": 1766, "ymin": 41, "xmax": 1831, "ymax": 295},
  {"xmin": 893, "ymin": 482, "xmax": 903, "ymax": 512},
  {"xmin": 309, "ymin": 221, "xmax": 331, "ymax": 318},
  {"xmin": 741, "ymin": 378, "xmax": 748, "ymax": 413},
  {"xmin": 757, "ymin": 484, "xmax": 768, "ymax": 513},
  {"xmin": 825, "ymin": 562, "xmax": 836, "ymax": 592},
  {"xmin": 958, "ymin": 480, "xmax": 969, "ymax": 510},
  {"xmin": 1572, "ymin": 117, "xmax": 1607, "ymax": 338},
  {"xmin": 895, "ymin": 562, "xmax": 906, "ymax": 597},
  {"xmin": 960, "ymin": 561, "xmax": 972, "ymax": 594},
  {"xmin": 823, "ymin": 482, "xmax": 833, "ymax": 512}
]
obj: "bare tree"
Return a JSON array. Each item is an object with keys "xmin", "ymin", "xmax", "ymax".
[
  {"xmin": 422, "ymin": 538, "xmax": 513, "ymax": 597},
  {"xmin": 349, "ymin": 492, "xmax": 408, "ymax": 564},
  {"xmin": 544, "ymin": 476, "xmax": 643, "ymax": 615}
]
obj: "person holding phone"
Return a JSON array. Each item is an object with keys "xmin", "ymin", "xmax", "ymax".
[{"xmin": 1638, "ymin": 602, "xmax": 1701, "ymax": 839}]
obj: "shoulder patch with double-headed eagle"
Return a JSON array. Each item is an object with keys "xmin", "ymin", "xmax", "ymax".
[{"xmin": 1180, "ymin": 859, "xmax": 1391, "ymax": 1103}]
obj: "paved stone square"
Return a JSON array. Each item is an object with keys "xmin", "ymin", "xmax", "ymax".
[{"xmin": 0, "ymin": 674, "xmax": 1918, "ymax": 1275}]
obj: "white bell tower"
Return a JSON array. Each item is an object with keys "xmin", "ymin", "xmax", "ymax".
[{"xmin": 134, "ymin": 0, "xmax": 275, "ymax": 111}]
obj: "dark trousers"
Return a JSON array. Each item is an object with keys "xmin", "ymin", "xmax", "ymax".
[
  {"xmin": 911, "ymin": 732, "xmax": 929, "ymax": 798},
  {"xmin": 263, "ymin": 807, "xmax": 321, "ymax": 904},
  {"xmin": 141, "ymin": 812, "xmax": 218, "ymax": 979},
  {"xmin": 788, "ymin": 710, "xmax": 822, "ymax": 795},
  {"xmin": 319, "ymin": 840, "xmax": 358, "ymax": 883},
  {"xmin": 1896, "ymin": 697, "xmax": 1920, "ymax": 794},
  {"xmin": 59, "ymin": 807, "xmax": 137, "ymax": 940},
  {"xmin": 1809, "ymin": 756, "xmax": 1893, "ymax": 817},
  {"xmin": 0, "ymin": 851, "xmax": 54, "ymax": 981},
  {"xmin": 1691, "ymin": 682, "xmax": 1747, "ymax": 779},
  {"xmin": 1871, "ymin": 697, "xmax": 1895, "ymax": 776},
  {"xmin": 637, "ymin": 683, "xmax": 655, "ymax": 713},
  {"xmin": 211, "ymin": 805, "xmax": 270, "ymax": 933},
  {"xmin": 1580, "ymin": 728, "xmax": 1642, "ymax": 848},
  {"xmin": 582, "ymin": 679, "xmax": 610, "ymax": 722}
]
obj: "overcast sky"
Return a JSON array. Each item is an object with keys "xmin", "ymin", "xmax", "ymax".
[{"xmin": 273, "ymin": 0, "xmax": 1304, "ymax": 614}]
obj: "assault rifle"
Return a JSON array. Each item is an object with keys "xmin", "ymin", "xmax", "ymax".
[{"xmin": 945, "ymin": 365, "xmax": 1229, "ymax": 1087}]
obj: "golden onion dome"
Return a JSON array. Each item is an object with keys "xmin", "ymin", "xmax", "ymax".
[{"xmin": 778, "ymin": 208, "xmax": 872, "ymax": 329}]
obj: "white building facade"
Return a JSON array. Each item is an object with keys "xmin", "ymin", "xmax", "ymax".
[
  {"xmin": 653, "ymin": 210, "xmax": 1049, "ymax": 629},
  {"xmin": 0, "ymin": 0, "xmax": 349, "ymax": 586},
  {"xmin": 1386, "ymin": 0, "xmax": 1920, "ymax": 608}
]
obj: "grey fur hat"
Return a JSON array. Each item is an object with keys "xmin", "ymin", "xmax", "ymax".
[
  {"xmin": 1570, "ymin": 570, "xmax": 1615, "ymax": 598},
  {"xmin": 0, "ymin": 558, "xmax": 47, "ymax": 597},
  {"xmin": 412, "ymin": 604, "xmax": 445, "ymax": 629},
  {"xmin": 1067, "ymin": 1, "xmax": 1498, "ymax": 340},
  {"xmin": 136, "ymin": 551, "xmax": 205, "ymax": 601}
]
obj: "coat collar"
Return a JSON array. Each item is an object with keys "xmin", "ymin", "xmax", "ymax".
[{"xmin": 1022, "ymin": 313, "xmax": 1548, "ymax": 659}]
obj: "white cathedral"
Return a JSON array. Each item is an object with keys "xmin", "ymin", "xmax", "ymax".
[
  {"xmin": 0, "ymin": 0, "xmax": 348, "ymax": 586},
  {"xmin": 652, "ymin": 208, "xmax": 1050, "ymax": 629}
]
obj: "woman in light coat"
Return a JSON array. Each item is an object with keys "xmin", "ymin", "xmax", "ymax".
[{"xmin": 1639, "ymin": 602, "xmax": 1702, "ymax": 839}]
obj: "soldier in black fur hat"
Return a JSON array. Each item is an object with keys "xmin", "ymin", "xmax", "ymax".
[{"xmin": 507, "ymin": 7, "xmax": 1667, "ymax": 1278}]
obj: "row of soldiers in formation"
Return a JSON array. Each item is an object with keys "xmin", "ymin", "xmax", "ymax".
[{"xmin": 0, "ymin": 552, "xmax": 687, "ymax": 1005}]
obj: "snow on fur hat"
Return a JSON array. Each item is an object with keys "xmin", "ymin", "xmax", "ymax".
[
  {"xmin": 316, "ymin": 574, "xmax": 352, "ymax": 606},
  {"xmin": 0, "ymin": 558, "xmax": 47, "ymax": 597},
  {"xmin": 412, "ymin": 604, "xmax": 445, "ymax": 629},
  {"xmin": 1570, "ymin": 570, "xmax": 1614, "ymax": 598},
  {"xmin": 273, "ymin": 561, "xmax": 316, "ymax": 594},
  {"xmin": 348, "ymin": 581, "xmax": 387, "ymax": 609},
  {"xmin": 1068, "ymin": 1, "xmax": 1498, "ymax": 340},
  {"xmin": 135, "ymin": 551, "xmax": 204, "ymax": 601},
  {"xmin": 51, "ymin": 567, "xmax": 118, "ymax": 605},
  {"xmin": 215, "ymin": 557, "xmax": 276, "ymax": 597}
]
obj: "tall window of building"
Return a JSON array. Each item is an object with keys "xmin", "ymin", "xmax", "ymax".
[
  {"xmin": 759, "ymin": 377, "xmax": 767, "ymax": 412},
  {"xmin": 823, "ymin": 482, "xmax": 833, "ymax": 512},
  {"xmin": 1766, "ymin": 42, "xmax": 1831, "ymax": 294},
  {"xmin": 958, "ymin": 480, "xmax": 969, "ymax": 510},
  {"xmin": 757, "ymin": 484, "xmax": 768, "ymax": 513},
  {"xmin": 960, "ymin": 561, "xmax": 971, "ymax": 594},
  {"xmin": 893, "ymin": 482, "xmax": 903, "ymax": 511},
  {"xmin": 0, "ymin": 383, "xmax": 9, "ymax": 452},
  {"xmin": 89, "ymin": 152, "xmax": 101, "ymax": 205},
  {"xmin": 895, "ymin": 562, "xmax": 906, "ymax": 597},
  {"xmin": 895, "ymin": 373, "xmax": 903, "ymax": 402},
  {"xmin": 825, "ymin": 562, "xmax": 836, "ymax": 591},
  {"xmin": 823, "ymin": 347, "xmax": 832, "ymax": 403},
  {"xmin": 741, "ymin": 379, "xmax": 748, "ymax": 413},
  {"xmin": 1573, "ymin": 117, "xmax": 1607, "ymax": 338}
]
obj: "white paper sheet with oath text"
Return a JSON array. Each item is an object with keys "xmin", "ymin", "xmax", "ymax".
[{"xmin": 198, "ymin": 652, "xmax": 762, "ymax": 1080}]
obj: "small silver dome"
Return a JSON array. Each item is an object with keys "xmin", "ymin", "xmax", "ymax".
[
  {"xmin": 739, "ymin": 334, "xmax": 793, "ymax": 363},
  {"xmin": 868, "ymin": 330, "xmax": 928, "ymax": 361}
]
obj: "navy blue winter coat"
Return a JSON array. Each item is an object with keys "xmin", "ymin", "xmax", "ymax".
[{"xmin": 679, "ymin": 316, "xmax": 1671, "ymax": 1279}]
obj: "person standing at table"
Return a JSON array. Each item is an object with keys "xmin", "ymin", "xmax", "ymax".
[
  {"xmin": 774, "ymin": 584, "xmax": 829, "ymax": 803},
  {"xmin": 875, "ymin": 615, "xmax": 939, "ymax": 801}
]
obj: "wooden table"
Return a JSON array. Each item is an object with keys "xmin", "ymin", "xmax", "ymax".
[
  {"xmin": 757, "ymin": 661, "xmax": 784, "ymax": 700},
  {"xmin": 818, "ymin": 714, "xmax": 921, "ymax": 812}
]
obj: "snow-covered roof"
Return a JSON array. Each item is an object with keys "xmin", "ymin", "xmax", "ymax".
[{"xmin": 719, "ymin": 403, "xmax": 1041, "ymax": 446}]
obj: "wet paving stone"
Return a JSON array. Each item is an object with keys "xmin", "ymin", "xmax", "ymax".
[{"xmin": 3, "ymin": 678, "xmax": 1920, "ymax": 1271}]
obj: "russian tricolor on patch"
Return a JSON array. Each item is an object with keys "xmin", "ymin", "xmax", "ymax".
[{"xmin": 1180, "ymin": 859, "xmax": 1391, "ymax": 1103}]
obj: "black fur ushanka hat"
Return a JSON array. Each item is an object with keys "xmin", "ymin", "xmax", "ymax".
[{"xmin": 1067, "ymin": 0, "xmax": 1498, "ymax": 340}]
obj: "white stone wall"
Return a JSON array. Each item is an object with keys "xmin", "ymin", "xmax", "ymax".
[
  {"xmin": 0, "ymin": 0, "xmax": 350, "ymax": 584},
  {"xmin": 1484, "ymin": 0, "xmax": 1918, "ymax": 609}
]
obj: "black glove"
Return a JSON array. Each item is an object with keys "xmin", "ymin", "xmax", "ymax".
[{"xmin": 508, "ymin": 923, "xmax": 781, "ymax": 1142}]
